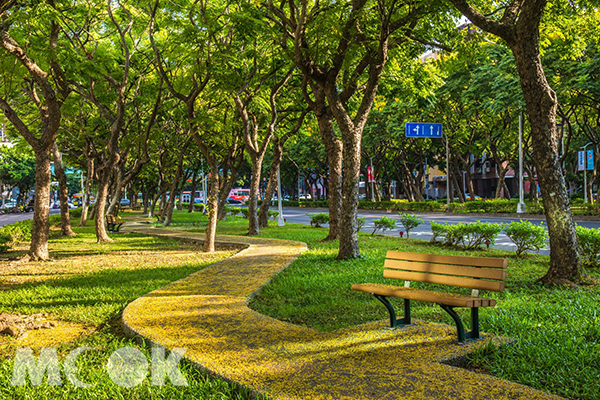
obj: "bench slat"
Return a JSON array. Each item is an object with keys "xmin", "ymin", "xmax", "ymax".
[
  {"xmin": 351, "ymin": 283, "xmax": 497, "ymax": 308},
  {"xmin": 386, "ymin": 251, "xmax": 508, "ymax": 269},
  {"xmin": 384, "ymin": 259, "xmax": 506, "ymax": 281},
  {"xmin": 383, "ymin": 269, "xmax": 505, "ymax": 292}
]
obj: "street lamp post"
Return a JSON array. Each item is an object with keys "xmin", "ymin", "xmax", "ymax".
[
  {"xmin": 517, "ymin": 111, "xmax": 526, "ymax": 214},
  {"xmin": 446, "ymin": 132, "xmax": 450, "ymax": 210},
  {"xmin": 370, "ymin": 157, "xmax": 375, "ymax": 202},
  {"xmin": 581, "ymin": 142, "xmax": 593, "ymax": 203}
]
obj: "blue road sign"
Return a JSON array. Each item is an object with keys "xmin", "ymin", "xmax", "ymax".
[{"xmin": 405, "ymin": 122, "xmax": 443, "ymax": 138}]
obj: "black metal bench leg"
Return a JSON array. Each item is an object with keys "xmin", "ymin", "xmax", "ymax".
[
  {"xmin": 470, "ymin": 307, "xmax": 480, "ymax": 339},
  {"xmin": 439, "ymin": 304, "xmax": 466, "ymax": 343},
  {"xmin": 439, "ymin": 305, "xmax": 481, "ymax": 342},
  {"xmin": 373, "ymin": 295, "xmax": 411, "ymax": 328}
]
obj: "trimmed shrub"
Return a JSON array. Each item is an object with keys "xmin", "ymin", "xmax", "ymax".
[
  {"xmin": 1, "ymin": 220, "xmax": 33, "ymax": 243},
  {"xmin": 0, "ymin": 220, "xmax": 33, "ymax": 252},
  {"xmin": 309, "ymin": 213, "xmax": 329, "ymax": 227},
  {"xmin": 398, "ymin": 212, "xmax": 423, "ymax": 238},
  {"xmin": 371, "ymin": 216, "xmax": 396, "ymax": 236},
  {"xmin": 430, "ymin": 221, "xmax": 502, "ymax": 249},
  {"xmin": 240, "ymin": 208, "xmax": 250, "ymax": 218},
  {"xmin": 49, "ymin": 214, "xmax": 62, "ymax": 227},
  {"xmin": 504, "ymin": 220, "xmax": 548, "ymax": 256},
  {"xmin": 431, "ymin": 222, "xmax": 463, "ymax": 246},
  {"xmin": 268, "ymin": 210, "xmax": 279, "ymax": 220},
  {"xmin": 227, "ymin": 207, "xmax": 241, "ymax": 216},
  {"xmin": 576, "ymin": 226, "xmax": 600, "ymax": 267},
  {"xmin": 69, "ymin": 207, "xmax": 83, "ymax": 219},
  {"xmin": 0, "ymin": 230, "xmax": 12, "ymax": 253},
  {"xmin": 356, "ymin": 217, "xmax": 366, "ymax": 233}
]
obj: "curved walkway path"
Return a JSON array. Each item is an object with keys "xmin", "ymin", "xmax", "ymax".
[{"xmin": 122, "ymin": 221, "xmax": 560, "ymax": 400}]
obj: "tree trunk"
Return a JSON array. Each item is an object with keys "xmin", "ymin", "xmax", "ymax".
[
  {"xmin": 203, "ymin": 160, "xmax": 220, "ymax": 252},
  {"xmin": 94, "ymin": 168, "xmax": 113, "ymax": 243},
  {"xmin": 106, "ymin": 167, "xmax": 124, "ymax": 216},
  {"xmin": 258, "ymin": 138, "xmax": 284, "ymax": 229},
  {"xmin": 247, "ymin": 157, "xmax": 263, "ymax": 236},
  {"xmin": 303, "ymin": 76, "xmax": 340, "ymax": 238},
  {"xmin": 142, "ymin": 183, "xmax": 150, "ymax": 214},
  {"xmin": 495, "ymin": 167, "xmax": 508, "ymax": 199},
  {"xmin": 150, "ymin": 194, "xmax": 160, "ymax": 217},
  {"xmin": 188, "ymin": 171, "xmax": 197, "ymax": 213},
  {"xmin": 52, "ymin": 143, "xmax": 75, "ymax": 236},
  {"xmin": 525, "ymin": 164, "xmax": 539, "ymax": 202},
  {"xmin": 163, "ymin": 143, "xmax": 187, "ymax": 227},
  {"xmin": 80, "ymin": 156, "xmax": 94, "ymax": 227},
  {"xmin": 337, "ymin": 128, "xmax": 361, "ymax": 259},
  {"xmin": 511, "ymin": 40, "xmax": 582, "ymax": 284},
  {"xmin": 449, "ymin": 0, "xmax": 583, "ymax": 284},
  {"xmin": 29, "ymin": 150, "xmax": 53, "ymax": 260},
  {"xmin": 159, "ymin": 192, "xmax": 167, "ymax": 221}
]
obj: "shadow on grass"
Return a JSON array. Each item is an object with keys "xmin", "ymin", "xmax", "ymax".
[{"xmin": 0, "ymin": 263, "xmax": 209, "ymax": 313}]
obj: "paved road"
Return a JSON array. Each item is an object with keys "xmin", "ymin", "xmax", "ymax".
[
  {"xmin": 0, "ymin": 209, "xmax": 60, "ymax": 227},
  {"xmin": 279, "ymin": 206, "xmax": 600, "ymax": 255},
  {"xmin": 4, "ymin": 206, "xmax": 599, "ymax": 255}
]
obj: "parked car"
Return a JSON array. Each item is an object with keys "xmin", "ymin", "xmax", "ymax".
[
  {"xmin": 52, "ymin": 201, "xmax": 61, "ymax": 209},
  {"xmin": 119, "ymin": 198, "xmax": 131, "ymax": 207},
  {"xmin": 226, "ymin": 197, "xmax": 242, "ymax": 204},
  {"xmin": 25, "ymin": 200, "xmax": 34, "ymax": 212},
  {"xmin": 2, "ymin": 201, "xmax": 16, "ymax": 209},
  {"xmin": 298, "ymin": 194, "xmax": 312, "ymax": 200}
]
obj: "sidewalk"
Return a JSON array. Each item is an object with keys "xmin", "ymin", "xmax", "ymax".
[{"xmin": 122, "ymin": 221, "xmax": 561, "ymax": 399}]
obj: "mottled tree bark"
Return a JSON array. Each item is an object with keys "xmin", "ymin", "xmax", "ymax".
[
  {"xmin": 30, "ymin": 150, "xmax": 53, "ymax": 260},
  {"xmin": 305, "ymin": 81, "xmax": 342, "ymax": 241},
  {"xmin": 94, "ymin": 164, "xmax": 114, "ymax": 243},
  {"xmin": 450, "ymin": 0, "xmax": 583, "ymax": 284},
  {"xmin": 163, "ymin": 139, "xmax": 189, "ymax": 227},
  {"xmin": 199, "ymin": 151, "xmax": 220, "ymax": 253},
  {"xmin": 80, "ymin": 144, "xmax": 94, "ymax": 226},
  {"xmin": 188, "ymin": 171, "xmax": 197, "ymax": 213},
  {"xmin": 258, "ymin": 138, "xmax": 284, "ymax": 229},
  {"xmin": 0, "ymin": 12, "xmax": 68, "ymax": 260},
  {"xmin": 52, "ymin": 143, "xmax": 75, "ymax": 236}
]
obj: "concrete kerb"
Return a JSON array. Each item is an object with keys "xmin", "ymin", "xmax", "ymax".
[{"xmin": 120, "ymin": 218, "xmax": 562, "ymax": 400}]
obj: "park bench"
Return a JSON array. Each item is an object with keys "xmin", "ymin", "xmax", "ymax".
[
  {"xmin": 106, "ymin": 214, "xmax": 125, "ymax": 232},
  {"xmin": 351, "ymin": 251, "xmax": 507, "ymax": 343}
]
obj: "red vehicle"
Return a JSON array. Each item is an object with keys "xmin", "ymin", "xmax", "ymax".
[{"xmin": 228, "ymin": 188, "xmax": 250, "ymax": 203}]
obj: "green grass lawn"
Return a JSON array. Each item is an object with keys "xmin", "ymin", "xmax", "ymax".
[
  {"xmin": 2, "ymin": 209, "xmax": 600, "ymax": 399},
  {"xmin": 0, "ymin": 220, "xmax": 253, "ymax": 400}
]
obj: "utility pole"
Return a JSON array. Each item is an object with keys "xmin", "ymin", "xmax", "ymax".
[{"xmin": 517, "ymin": 111, "xmax": 526, "ymax": 213}]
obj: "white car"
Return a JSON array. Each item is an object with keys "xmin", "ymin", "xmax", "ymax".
[{"xmin": 1, "ymin": 201, "xmax": 16, "ymax": 209}]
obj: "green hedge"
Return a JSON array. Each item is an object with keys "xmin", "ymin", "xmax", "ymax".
[
  {"xmin": 0, "ymin": 220, "xmax": 33, "ymax": 253},
  {"xmin": 448, "ymin": 199, "xmax": 545, "ymax": 214},
  {"xmin": 576, "ymin": 226, "xmax": 600, "ymax": 267},
  {"xmin": 358, "ymin": 200, "xmax": 445, "ymax": 212}
]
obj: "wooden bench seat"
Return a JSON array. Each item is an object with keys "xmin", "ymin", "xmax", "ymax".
[
  {"xmin": 352, "ymin": 251, "xmax": 507, "ymax": 343},
  {"xmin": 106, "ymin": 214, "xmax": 125, "ymax": 232}
]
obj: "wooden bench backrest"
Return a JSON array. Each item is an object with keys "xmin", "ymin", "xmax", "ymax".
[
  {"xmin": 106, "ymin": 214, "xmax": 116, "ymax": 223},
  {"xmin": 384, "ymin": 251, "xmax": 508, "ymax": 292}
]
